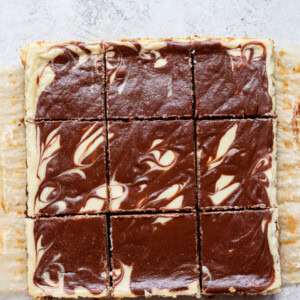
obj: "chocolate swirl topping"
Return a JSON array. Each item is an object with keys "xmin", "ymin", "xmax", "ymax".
[
  {"xmin": 32, "ymin": 216, "xmax": 108, "ymax": 296},
  {"xmin": 198, "ymin": 119, "xmax": 274, "ymax": 209},
  {"xmin": 106, "ymin": 40, "xmax": 193, "ymax": 118},
  {"xmin": 30, "ymin": 121, "xmax": 107, "ymax": 215},
  {"xmin": 201, "ymin": 210, "xmax": 275, "ymax": 294},
  {"xmin": 108, "ymin": 120, "xmax": 195, "ymax": 211},
  {"xmin": 23, "ymin": 38, "xmax": 279, "ymax": 298},
  {"xmin": 194, "ymin": 40, "xmax": 273, "ymax": 117},
  {"xmin": 36, "ymin": 43, "xmax": 104, "ymax": 120},
  {"xmin": 111, "ymin": 214, "xmax": 199, "ymax": 297}
]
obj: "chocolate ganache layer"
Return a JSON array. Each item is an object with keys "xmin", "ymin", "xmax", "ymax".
[
  {"xmin": 194, "ymin": 39, "xmax": 274, "ymax": 117},
  {"xmin": 197, "ymin": 119, "xmax": 275, "ymax": 209},
  {"xmin": 200, "ymin": 210, "xmax": 279, "ymax": 295},
  {"xmin": 108, "ymin": 120, "xmax": 196, "ymax": 212},
  {"xmin": 27, "ymin": 216, "xmax": 109, "ymax": 298},
  {"xmin": 111, "ymin": 214, "xmax": 200, "ymax": 297},
  {"xmin": 33, "ymin": 43, "xmax": 104, "ymax": 120},
  {"xmin": 26, "ymin": 121, "xmax": 107, "ymax": 216},
  {"xmin": 106, "ymin": 39, "xmax": 193, "ymax": 118}
]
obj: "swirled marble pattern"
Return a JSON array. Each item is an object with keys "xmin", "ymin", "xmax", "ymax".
[
  {"xmin": 108, "ymin": 120, "xmax": 195, "ymax": 212},
  {"xmin": 111, "ymin": 214, "xmax": 200, "ymax": 298},
  {"xmin": 21, "ymin": 42, "xmax": 105, "ymax": 120},
  {"xmin": 26, "ymin": 121, "xmax": 107, "ymax": 216},
  {"xmin": 26, "ymin": 215, "xmax": 109, "ymax": 298},
  {"xmin": 106, "ymin": 39, "xmax": 193, "ymax": 118},
  {"xmin": 193, "ymin": 38, "xmax": 275, "ymax": 117},
  {"xmin": 197, "ymin": 119, "xmax": 276, "ymax": 209},
  {"xmin": 200, "ymin": 209, "xmax": 281, "ymax": 295}
]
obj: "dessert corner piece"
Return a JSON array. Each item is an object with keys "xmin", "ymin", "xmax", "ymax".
[
  {"xmin": 105, "ymin": 38, "xmax": 193, "ymax": 118},
  {"xmin": 108, "ymin": 119, "xmax": 196, "ymax": 212},
  {"xmin": 21, "ymin": 41, "xmax": 105, "ymax": 121},
  {"xmin": 25, "ymin": 215, "xmax": 109, "ymax": 299},
  {"xmin": 26, "ymin": 120, "xmax": 107, "ymax": 216},
  {"xmin": 200, "ymin": 209, "xmax": 281, "ymax": 295},
  {"xmin": 197, "ymin": 118, "xmax": 276, "ymax": 210},
  {"xmin": 193, "ymin": 37, "xmax": 275, "ymax": 117},
  {"xmin": 110, "ymin": 213, "xmax": 200, "ymax": 298}
]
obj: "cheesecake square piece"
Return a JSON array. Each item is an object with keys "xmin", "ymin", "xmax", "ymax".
[
  {"xmin": 108, "ymin": 120, "xmax": 196, "ymax": 212},
  {"xmin": 193, "ymin": 38, "xmax": 275, "ymax": 117},
  {"xmin": 197, "ymin": 118, "xmax": 276, "ymax": 209},
  {"xmin": 106, "ymin": 38, "xmax": 193, "ymax": 118},
  {"xmin": 200, "ymin": 209, "xmax": 281, "ymax": 295},
  {"xmin": 26, "ymin": 215, "xmax": 109, "ymax": 298},
  {"xmin": 26, "ymin": 121, "xmax": 107, "ymax": 216},
  {"xmin": 111, "ymin": 213, "xmax": 200, "ymax": 297},
  {"xmin": 21, "ymin": 42, "xmax": 105, "ymax": 120}
]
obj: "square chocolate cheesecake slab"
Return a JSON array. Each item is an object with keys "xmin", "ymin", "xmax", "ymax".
[
  {"xmin": 26, "ymin": 215, "xmax": 109, "ymax": 298},
  {"xmin": 108, "ymin": 120, "xmax": 196, "ymax": 212},
  {"xmin": 21, "ymin": 41, "xmax": 105, "ymax": 120},
  {"xmin": 193, "ymin": 38, "xmax": 275, "ymax": 117},
  {"xmin": 26, "ymin": 121, "xmax": 107, "ymax": 216},
  {"xmin": 197, "ymin": 118, "xmax": 276, "ymax": 210},
  {"xmin": 106, "ymin": 38, "xmax": 193, "ymax": 118},
  {"xmin": 200, "ymin": 209, "xmax": 281, "ymax": 295},
  {"xmin": 110, "ymin": 213, "xmax": 200, "ymax": 298}
]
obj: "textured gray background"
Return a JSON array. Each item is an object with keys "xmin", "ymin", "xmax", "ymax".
[
  {"xmin": 0, "ymin": 0, "xmax": 300, "ymax": 65},
  {"xmin": 0, "ymin": 0, "xmax": 299, "ymax": 298}
]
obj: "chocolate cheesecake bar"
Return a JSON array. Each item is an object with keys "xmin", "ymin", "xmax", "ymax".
[
  {"xmin": 108, "ymin": 119, "xmax": 196, "ymax": 212},
  {"xmin": 26, "ymin": 215, "xmax": 109, "ymax": 298},
  {"xmin": 21, "ymin": 42, "xmax": 105, "ymax": 120},
  {"xmin": 106, "ymin": 38, "xmax": 193, "ymax": 118},
  {"xmin": 193, "ymin": 38, "xmax": 275, "ymax": 117},
  {"xmin": 26, "ymin": 121, "xmax": 107, "ymax": 216},
  {"xmin": 197, "ymin": 118, "xmax": 276, "ymax": 209},
  {"xmin": 110, "ymin": 213, "xmax": 200, "ymax": 298},
  {"xmin": 200, "ymin": 209, "xmax": 281, "ymax": 295},
  {"xmin": 21, "ymin": 36, "xmax": 280, "ymax": 298}
]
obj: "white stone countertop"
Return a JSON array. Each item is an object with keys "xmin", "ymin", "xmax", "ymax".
[
  {"xmin": 0, "ymin": 0, "xmax": 299, "ymax": 299},
  {"xmin": 1, "ymin": 0, "xmax": 300, "ymax": 65}
]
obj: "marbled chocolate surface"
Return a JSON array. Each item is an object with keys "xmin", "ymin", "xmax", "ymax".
[
  {"xmin": 106, "ymin": 39, "xmax": 193, "ymax": 118},
  {"xmin": 111, "ymin": 214, "xmax": 199, "ymax": 297},
  {"xmin": 108, "ymin": 120, "xmax": 195, "ymax": 212},
  {"xmin": 29, "ymin": 216, "xmax": 109, "ymax": 297},
  {"xmin": 200, "ymin": 210, "xmax": 276, "ymax": 295},
  {"xmin": 34, "ymin": 43, "xmax": 104, "ymax": 120},
  {"xmin": 27, "ymin": 121, "xmax": 107, "ymax": 216},
  {"xmin": 29, "ymin": 216, "xmax": 108, "ymax": 296},
  {"xmin": 197, "ymin": 119, "xmax": 274, "ymax": 209},
  {"xmin": 194, "ymin": 40, "xmax": 273, "ymax": 117}
]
